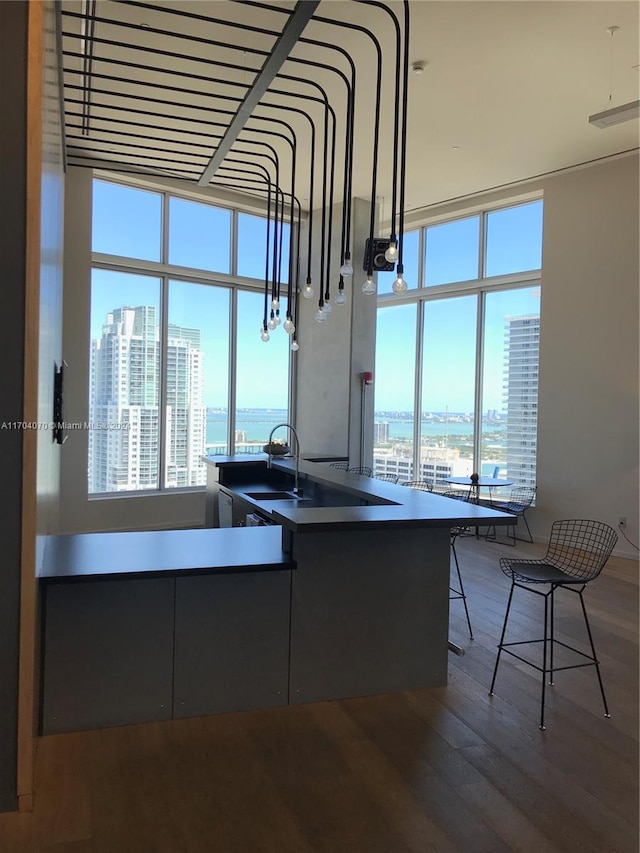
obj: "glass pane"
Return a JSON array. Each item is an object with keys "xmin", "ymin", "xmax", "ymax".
[
  {"xmin": 424, "ymin": 216, "xmax": 480, "ymax": 287},
  {"xmin": 377, "ymin": 230, "xmax": 420, "ymax": 292},
  {"xmin": 485, "ymin": 200, "xmax": 543, "ymax": 277},
  {"xmin": 89, "ymin": 270, "xmax": 161, "ymax": 493},
  {"xmin": 168, "ymin": 197, "xmax": 231, "ymax": 272},
  {"xmin": 420, "ymin": 295, "xmax": 477, "ymax": 485},
  {"xmin": 235, "ymin": 290, "xmax": 290, "ymax": 450},
  {"xmin": 238, "ymin": 212, "xmax": 290, "ymax": 285},
  {"xmin": 373, "ymin": 304, "xmax": 417, "ymax": 482},
  {"xmin": 167, "ymin": 281, "xmax": 230, "ymax": 485},
  {"xmin": 92, "ymin": 180, "xmax": 161, "ymax": 261},
  {"xmin": 481, "ymin": 287, "xmax": 540, "ymax": 489}
]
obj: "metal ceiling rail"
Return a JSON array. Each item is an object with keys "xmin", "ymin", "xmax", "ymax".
[{"xmin": 198, "ymin": 0, "xmax": 319, "ymax": 186}]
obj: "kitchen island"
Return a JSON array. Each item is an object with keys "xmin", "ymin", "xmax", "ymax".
[
  {"xmin": 38, "ymin": 456, "xmax": 512, "ymax": 734},
  {"xmin": 205, "ymin": 456, "xmax": 512, "ymax": 706}
]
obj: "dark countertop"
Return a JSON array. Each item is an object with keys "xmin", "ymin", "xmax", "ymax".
[
  {"xmin": 206, "ymin": 455, "xmax": 515, "ymax": 533},
  {"xmin": 39, "ymin": 526, "xmax": 295, "ymax": 582}
]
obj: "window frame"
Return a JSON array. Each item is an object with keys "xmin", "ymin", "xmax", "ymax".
[
  {"xmin": 375, "ymin": 197, "xmax": 543, "ymax": 486},
  {"xmin": 89, "ymin": 176, "xmax": 294, "ymax": 498}
]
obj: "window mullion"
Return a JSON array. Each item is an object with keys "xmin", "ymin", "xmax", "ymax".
[
  {"xmin": 473, "ymin": 290, "xmax": 485, "ymax": 475},
  {"xmin": 413, "ymin": 299, "xmax": 425, "ymax": 480},
  {"xmin": 418, "ymin": 226, "xmax": 425, "ymax": 288},
  {"xmin": 478, "ymin": 210, "xmax": 486, "ymax": 279},
  {"xmin": 228, "ymin": 287, "xmax": 238, "ymax": 455},
  {"xmin": 158, "ymin": 276, "xmax": 169, "ymax": 491}
]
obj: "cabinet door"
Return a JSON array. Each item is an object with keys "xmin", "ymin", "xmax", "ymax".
[
  {"xmin": 173, "ymin": 571, "xmax": 290, "ymax": 718},
  {"xmin": 218, "ymin": 489, "xmax": 233, "ymax": 527},
  {"xmin": 42, "ymin": 579, "xmax": 174, "ymax": 734}
]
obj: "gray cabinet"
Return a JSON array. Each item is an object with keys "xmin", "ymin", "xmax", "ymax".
[
  {"xmin": 41, "ymin": 569, "xmax": 292, "ymax": 733},
  {"xmin": 173, "ymin": 571, "xmax": 291, "ymax": 718},
  {"xmin": 42, "ymin": 579, "xmax": 175, "ymax": 734}
]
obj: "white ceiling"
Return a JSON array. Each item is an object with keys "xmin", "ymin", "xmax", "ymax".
[{"xmin": 61, "ymin": 0, "xmax": 640, "ymax": 213}]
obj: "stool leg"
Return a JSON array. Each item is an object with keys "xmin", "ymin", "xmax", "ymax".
[
  {"xmin": 579, "ymin": 590, "xmax": 610, "ymax": 718},
  {"xmin": 489, "ymin": 581, "xmax": 515, "ymax": 696},
  {"xmin": 451, "ymin": 539, "xmax": 473, "ymax": 639},
  {"xmin": 540, "ymin": 591, "xmax": 549, "ymax": 730}
]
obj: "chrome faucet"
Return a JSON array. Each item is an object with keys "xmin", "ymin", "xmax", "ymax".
[{"xmin": 267, "ymin": 422, "xmax": 302, "ymax": 495}]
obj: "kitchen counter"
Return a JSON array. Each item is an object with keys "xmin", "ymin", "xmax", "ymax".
[
  {"xmin": 204, "ymin": 454, "xmax": 514, "ymax": 533},
  {"xmin": 38, "ymin": 526, "xmax": 294, "ymax": 582}
]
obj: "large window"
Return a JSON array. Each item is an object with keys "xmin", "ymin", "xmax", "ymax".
[
  {"xmin": 89, "ymin": 179, "xmax": 291, "ymax": 495},
  {"xmin": 374, "ymin": 304, "xmax": 417, "ymax": 479},
  {"xmin": 374, "ymin": 199, "xmax": 542, "ymax": 489}
]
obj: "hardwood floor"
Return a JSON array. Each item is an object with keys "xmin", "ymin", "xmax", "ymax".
[{"xmin": 1, "ymin": 538, "xmax": 637, "ymax": 852}]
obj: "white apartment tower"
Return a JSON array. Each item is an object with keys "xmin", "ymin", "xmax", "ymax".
[
  {"xmin": 89, "ymin": 307, "xmax": 206, "ymax": 493},
  {"xmin": 504, "ymin": 314, "xmax": 539, "ymax": 488},
  {"xmin": 165, "ymin": 324, "xmax": 206, "ymax": 488}
]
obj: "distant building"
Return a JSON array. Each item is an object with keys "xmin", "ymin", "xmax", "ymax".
[
  {"xmin": 373, "ymin": 421, "xmax": 390, "ymax": 444},
  {"xmin": 89, "ymin": 306, "xmax": 206, "ymax": 493},
  {"xmin": 504, "ymin": 314, "xmax": 539, "ymax": 488},
  {"xmin": 373, "ymin": 445, "xmax": 470, "ymax": 484}
]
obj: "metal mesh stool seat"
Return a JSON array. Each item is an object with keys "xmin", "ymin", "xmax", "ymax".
[
  {"xmin": 375, "ymin": 473, "xmax": 399, "ymax": 483},
  {"xmin": 489, "ymin": 519, "xmax": 618, "ymax": 729},
  {"xmin": 329, "ymin": 461, "xmax": 349, "ymax": 470},
  {"xmin": 400, "ymin": 480, "xmax": 432, "ymax": 491},
  {"xmin": 348, "ymin": 466, "xmax": 372, "ymax": 476}
]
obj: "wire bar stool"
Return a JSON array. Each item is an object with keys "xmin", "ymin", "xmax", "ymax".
[{"xmin": 489, "ymin": 519, "xmax": 618, "ymax": 729}]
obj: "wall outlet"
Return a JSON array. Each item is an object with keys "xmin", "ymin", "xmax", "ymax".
[{"xmin": 618, "ymin": 516, "xmax": 627, "ymax": 527}]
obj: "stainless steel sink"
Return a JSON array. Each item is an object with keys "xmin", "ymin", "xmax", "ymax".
[{"xmin": 244, "ymin": 490, "xmax": 310, "ymax": 501}]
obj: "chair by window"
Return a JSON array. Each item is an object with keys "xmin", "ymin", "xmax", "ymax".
[
  {"xmin": 329, "ymin": 461, "xmax": 349, "ymax": 470},
  {"xmin": 348, "ymin": 466, "xmax": 372, "ymax": 477},
  {"xmin": 489, "ymin": 519, "xmax": 618, "ymax": 729},
  {"xmin": 401, "ymin": 480, "xmax": 432, "ymax": 491},
  {"xmin": 486, "ymin": 485, "xmax": 536, "ymax": 545},
  {"xmin": 375, "ymin": 473, "xmax": 399, "ymax": 484}
]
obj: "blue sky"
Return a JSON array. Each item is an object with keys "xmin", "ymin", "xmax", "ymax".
[{"xmin": 91, "ymin": 180, "xmax": 542, "ymax": 412}]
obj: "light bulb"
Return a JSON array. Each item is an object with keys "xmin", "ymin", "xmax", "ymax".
[
  {"xmin": 302, "ymin": 282, "xmax": 314, "ymax": 299},
  {"xmin": 291, "ymin": 340, "xmax": 299, "ymax": 352},
  {"xmin": 392, "ymin": 273, "xmax": 407, "ymax": 294},
  {"xmin": 267, "ymin": 314, "xmax": 277, "ymax": 330},
  {"xmin": 271, "ymin": 298, "xmax": 279, "ymax": 309},
  {"xmin": 384, "ymin": 241, "xmax": 398, "ymax": 263},
  {"xmin": 283, "ymin": 317, "xmax": 295, "ymax": 334},
  {"xmin": 260, "ymin": 328, "xmax": 270, "ymax": 342},
  {"xmin": 274, "ymin": 312, "xmax": 281, "ymax": 326},
  {"xmin": 323, "ymin": 298, "xmax": 332, "ymax": 314},
  {"xmin": 335, "ymin": 290, "xmax": 346, "ymax": 305},
  {"xmin": 340, "ymin": 259, "xmax": 354, "ymax": 277},
  {"xmin": 362, "ymin": 276, "xmax": 376, "ymax": 295},
  {"xmin": 315, "ymin": 308, "xmax": 327, "ymax": 322}
]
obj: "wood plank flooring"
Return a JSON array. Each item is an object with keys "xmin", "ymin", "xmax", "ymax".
[{"xmin": 1, "ymin": 537, "xmax": 637, "ymax": 852}]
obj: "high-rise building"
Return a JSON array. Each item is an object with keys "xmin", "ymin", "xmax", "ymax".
[
  {"xmin": 373, "ymin": 421, "xmax": 390, "ymax": 444},
  {"xmin": 504, "ymin": 314, "xmax": 539, "ymax": 488},
  {"xmin": 89, "ymin": 307, "xmax": 206, "ymax": 492},
  {"xmin": 165, "ymin": 324, "xmax": 206, "ymax": 488}
]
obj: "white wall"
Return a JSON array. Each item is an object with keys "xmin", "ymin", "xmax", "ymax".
[{"xmin": 536, "ymin": 154, "xmax": 639, "ymax": 558}]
